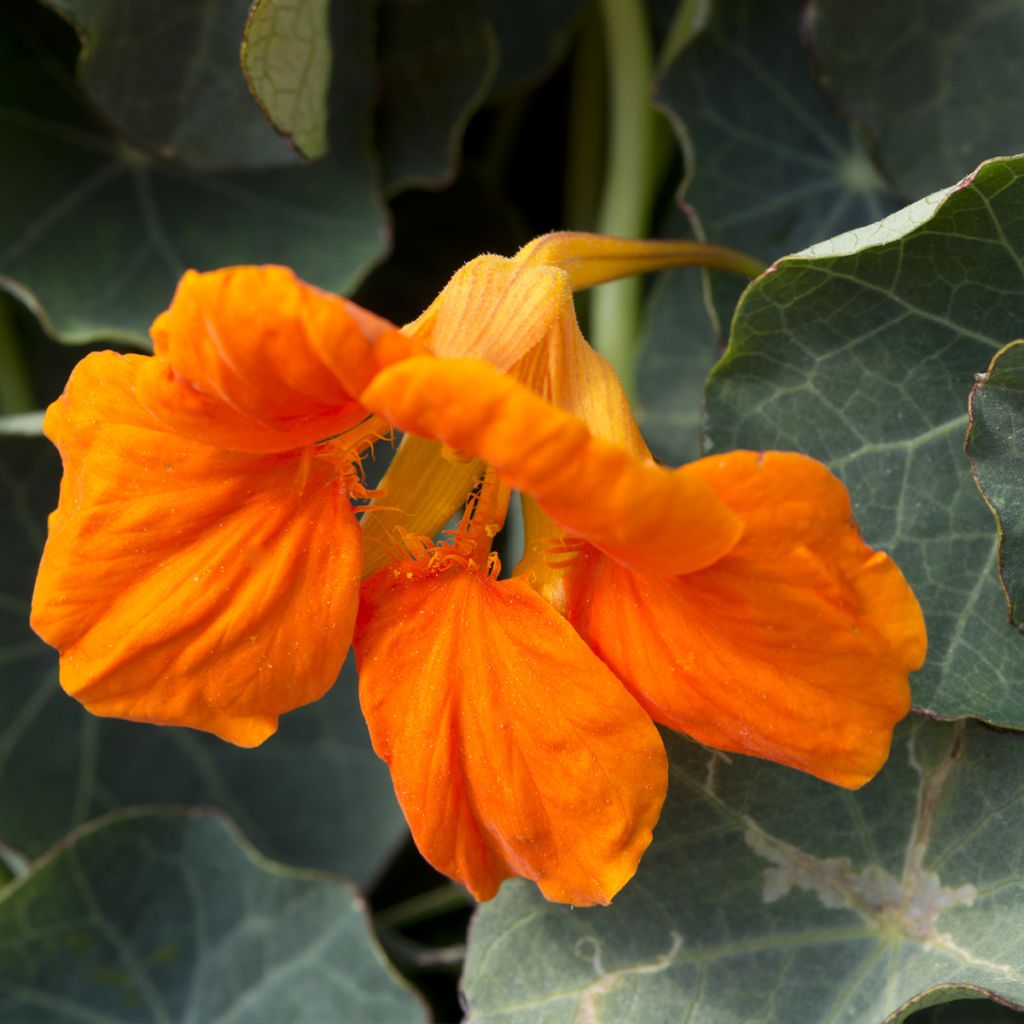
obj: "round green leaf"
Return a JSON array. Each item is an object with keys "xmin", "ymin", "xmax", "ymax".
[
  {"xmin": 655, "ymin": 0, "xmax": 898, "ymax": 331},
  {"xmin": 0, "ymin": 809, "xmax": 428, "ymax": 1022},
  {"xmin": 705, "ymin": 154, "xmax": 1024, "ymax": 727},
  {"xmin": 463, "ymin": 718, "xmax": 1024, "ymax": 1023},
  {"xmin": 642, "ymin": 0, "xmax": 900, "ymax": 465},
  {"xmin": 807, "ymin": 0, "xmax": 1024, "ymax": 200},
  {"xmin": 0, "ymin": 4, "xmax": 384, "ymax": 344}
]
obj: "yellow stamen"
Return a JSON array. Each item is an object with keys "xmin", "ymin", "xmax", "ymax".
[{"xmin": 361, "ymin": 434, "xmax": 484, "ymax": 578}]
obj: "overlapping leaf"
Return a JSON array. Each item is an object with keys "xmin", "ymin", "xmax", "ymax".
[
  {"xmin": 463, "ymin": 719, "xmax": 1024, "ymax": 1023},
  {"xmin": 0, "ymin": 810, "xmax": 427, "ymax": 1022},
  {"xmin": 0, "ymin": 434, "xmax": 406, "ymax": 886},
  {"xmin": 241, "ymin": 0, "xmax": 333, "ymax": 161},
  {"xmin": 967, "ymin": 339, "xmax": 1024, "ymax": 630},
  {"xmin": 705, "ymin": 154, "xmax": 1024, "ymax": 726},
  {"xmin": 0, "ymin": 3, "xmax": 383, "ymax": 344},
  {"xmin": 807, "ymin": 0, "xmax": 1024, "ymax": 200},
  {"xmin": 656, "ymin": 0, "xmax": 897, "ymax": 331},
  {"xmin": 375, "ymin": 0, "xmax": 497, "ymax": 192},
  {"xmin": 642, "ymin": 0, "xmax": 898, "ymax": 463},
  {"xmin": 46, "ymin": 0, "xmax": 300, "ymax": 170},
  {"xmin": 637, "ymin": 264, "xmax": 718, "ymax": 465},
  {"xmin": 486, "ymin": 0, "xmax": 588, "ymax": 97}
]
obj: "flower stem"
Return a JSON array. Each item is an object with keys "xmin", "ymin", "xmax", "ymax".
[
  {"xmin": 0, "ymin": 298, "xmax": 34, "ymax": 415},
  {"xmin": 589, "ymin": 0, "xmax": 666, "ymax": 402},
  {"xmin": 374, "ymin": 884, "xmax": 472, "ymax": 931}
]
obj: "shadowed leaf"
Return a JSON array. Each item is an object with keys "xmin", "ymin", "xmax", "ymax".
[
  {"xmin": 0, "ymin": 434, "xmax": 407, "ymax": 887},
  {"xmin": 0, "ymin": 3, "xmax": 384, "ymax": 344},
  {"xmin": 807, "ymin": 0, "xmax": 1024, "ymax": 199},
  {"xmin": 376, "ymin": 0, "xmax": 497, "ymax": 193},
  {"xmin": 46, "ymin": 0, "xmax": 300, "ymax": 170},
  {"xmin": 0, "ymin": 810, "xmax": 428, "ymax": 1022},
  {"xmin": 655, "ymin": 0, "xmax": 898, "ymax": 334},
  {"xmin": 966, "ymin": 339, "xmax": 1024, "ymax": 630}
]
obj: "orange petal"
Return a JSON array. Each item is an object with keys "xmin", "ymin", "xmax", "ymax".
[
  {"xmin": 359, "ymin": 357, "xmax": 742, "ymax": 575},
  {"xmin": 403, "ymin": 256, "xmax": 568, "ymax": 371},
  {"xmin": 355, "ymin": 567, "xmax": 667, "ymax": 905},
  {"xmin": 567, "ymin": 451, "xmax": 926, "ymax": 789},
  {"xmin": 139, "ymin": 265, "xmax": 416, "ymax": 452},
  {"xmin": 31, "ymin": 352, "xmax": 362, "ymax": 745},
  {"xmin": 509, "ymin": 296, "xmax": 649, "ymax": 454}
]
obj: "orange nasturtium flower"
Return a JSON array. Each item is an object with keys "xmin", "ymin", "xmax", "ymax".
[{"xmin": 31, "ymin": 233, "xmax": 927, "ymax": 907}]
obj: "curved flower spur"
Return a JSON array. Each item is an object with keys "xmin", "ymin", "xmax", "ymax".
[{"xmin": 31, "ymin": 233, "xmax": 926, "ymax": 907}]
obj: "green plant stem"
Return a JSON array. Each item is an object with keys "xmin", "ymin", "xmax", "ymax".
[
  {"xmin": 374, "ymin": 884, "xmax": 472, "ymax": 931},
  {"xmin": 0, "ymin": 298, "xmax": 34, "ymax": 415},
  {"xmin": 590, "ymin": 0, "xmax": 666, "ymax": 401},
  {"xmin": 378, "ymin": 932, "xmax": 466, "ymax": 972},
  {"xmin": 0, "ymin": 841, "xmax": 29, "ymax": 883},
  {"xmin": 658, "ymin": 0, "xmax": 712, "ymax": 70}
]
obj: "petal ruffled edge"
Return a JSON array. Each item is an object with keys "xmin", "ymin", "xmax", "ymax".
[
  {"xmin": 32, "ymin": 351, "xmax": 362, "ymax": 745},
  {"xmin": 568, "ymin": 451, "xmax": 926, "ymax": 788},
  {"xmin": 355, "ymin": 565, "xmax": 667, "ymax": 905},
  {"xmin": 141, "ymin": 265, "xmax": 420, "ymax": 453}
]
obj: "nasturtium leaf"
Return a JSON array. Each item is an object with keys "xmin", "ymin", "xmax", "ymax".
[
  {"xmin": 655, "ymin": 0, "xmax": 898, "ymax": 331},
  {"xmin": 704, "ymin": 154, "xmax": 1024, "ymax": 727},
  {"xmin": 907, "ymin": 998, "xmax": 1024, "ymax": 1023},
  {"xmin": 806, "ymin": 0, "xmax": 1024, "ymax": 200},
  {"xmin": 463, "ymin": 719, "xmax": 1024, "ymax": 1023},
  {"xmin": 45, "ymin": 0, "xmax": 300, "ymax": 171},
  {"xmin": 0, "ymin": 810, "xmax": 428, "ymax": 1023},
  {"xmin": 966, "ymin": 339, "xmax": 1024, "ymax": 631},
  {"xmin": 241, "ymin": 0, "xmax": 332, "ymax": 161},
  {"xmin": 486, "ymin": 0, "xmax": 588, "ymax": 97},
  {"xmin": 637, "ymin": 265, "xmax": 719, "ymax": 466},
  {"xmin": 0, "ymin": 4, "xmax": 384, "ymax": 344},
  {"xmin": 376, "ymin": 0, "xmax": 497, "ymax": 193},
  {"xmin": 0, "ymin": 434, "xmax": 406, "ymax": 886}
]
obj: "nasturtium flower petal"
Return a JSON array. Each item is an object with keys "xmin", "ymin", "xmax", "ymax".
[
  {"xmin": 355, "ymin": 567, "xmax": 667, "ymax": 906},
  {"xmin": 359, "ymin": 357, "xmax": 742, "ymax": 575},
  {"xmin": 139, "ymin": 265, "xmax": 413, "ymax": 453},
  {"xmin": 509, "ymin": 301, "xmax": 649, "ymax": 454},
  {"xmin": 567, "ymin": 451, "xmax": 926, "ymax": 789},
  {"xmin": 404, "ymin": 256, "xmax": 568, "ymax": 370},
  {"xmin": 31, "ymin": 352, "xmax": 362, "ymax": 746}
]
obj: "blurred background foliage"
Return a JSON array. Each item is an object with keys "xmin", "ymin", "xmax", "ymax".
[{"xmin": 2, "ymin": 0, "xmax": 1024, "ymax": 1021}]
